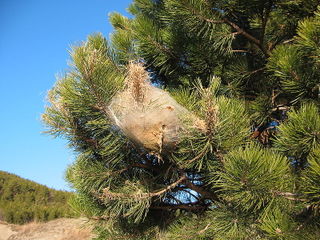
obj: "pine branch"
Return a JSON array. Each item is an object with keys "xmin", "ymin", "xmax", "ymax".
[
  {"xmin": 231, "ymin": 49, "xmax": 250, "ymax": 53},
  {"xmin": 260, "ymin": 0, "xmax": 273, "ymax": 45},
  {"xmin": 178, "ymin": 0, "xmax": 224, "ymax": 25},
  {"xmin": 271, "ymin": 190, "xmax": 307, "ymax": 202},
  {"xmin": 188, "ymin": 4, "xmax": 268, "ymax": 55},
  {"xmin": 198, "ymin": 223, "xmax": 211, "ymax": 234},
  {"xmin": 180, "ymin": 188, "xmax": 201, "ymax": 202},
  {"xmin": 101, "ymin": 175, "xmax": 187, "ymax": 200},
  {"xmin": 82, "ymin": 76, "xmax": 110, "ymax": 117},
  {"xmin": 250, "ymin": 67, "xmax": 266, "ymax": 75},
  {"xmin": 167, "ymin": 194, "xmax": 184, "ymax": 205},
  {"xmin": 150, "ymin": 203, "xmax": 208, "ymax": 211},
  {"xmin": 222, "ymin": 18, "xmax": 270, "ymax": 57},
  {"xmin": 269, "ymin": 37, "xmax": 294, "ymax": 51},
  {"xmin": 185, "ymin": 179, "xmax": 220, "ymax": 202},
  {"xmin": 110, "ymin": 162, "xmax": 158, "ymax": 175},
  {"xmin": 189, "ymin": 4, "xmax": 269, "ymax": 56}
]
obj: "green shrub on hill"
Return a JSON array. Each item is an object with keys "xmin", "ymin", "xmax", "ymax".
[{"xmin": 0, "ymin": 170, "xmax": 77, "ymax": 224}]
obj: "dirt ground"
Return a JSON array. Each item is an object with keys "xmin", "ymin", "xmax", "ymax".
[
  {"xmin": 0, "ymin": 218, "xmax": 93, "ymax": 240},
  {"xmin": 0, "ymin": 222, "xmax": 17, "ymax": 240}
]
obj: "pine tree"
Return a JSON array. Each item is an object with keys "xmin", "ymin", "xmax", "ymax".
[{"xmin": 43, "ymin": 1, "xmax": 320, "ymax": 239}]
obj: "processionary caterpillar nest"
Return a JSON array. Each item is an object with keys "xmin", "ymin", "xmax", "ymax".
[{"xmin": 108, "ymin": 63, "xmax": 204, "ymax": 154}]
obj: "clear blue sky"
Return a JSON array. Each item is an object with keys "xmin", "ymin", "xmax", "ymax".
[{"xmin": 0, "ymin": 0, "xmax": 132, "ymax": 191}]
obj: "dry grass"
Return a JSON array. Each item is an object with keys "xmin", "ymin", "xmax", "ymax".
[
  {"xmin": 6, "ymin": 218, "xmax": 93, "ymax": 240},
  {"xmin": 58, "ymin": 228, "xmax": 92, "ymax": 240},
  {"xmin": 12, "ymin": 221, "xmax": 41, "ymax": 234}
]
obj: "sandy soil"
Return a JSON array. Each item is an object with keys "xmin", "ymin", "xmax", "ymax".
[
  {"xmin": 0, "ymin": 218, "xmax": 93, "ymax": 240},
  {"xmin": 0, "ymin": 222, "xmax": 17, "ymax": 240}
]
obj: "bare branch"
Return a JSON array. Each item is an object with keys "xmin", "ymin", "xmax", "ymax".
[
  {"xmin": 222, "ymin": 18, "xmax": 270, "ymax": 57},
  {"xmin": 101, "ymin": 175, "xmax": 187, "ymax": 200},
  {"xmin": 185, "ymin": 180, "xmax": 220, "ymax": 202},
  {"xmin": 232, "ymin": 49, "xmax": 250, "ymax": 53},
  {"xmin": 271, "ymin": 190, "xmax": 307, "ymax": 202},
  {"xmin": 198, "ymin": 223, "xmax": 211, "ymax": 234},
  {"xmin": 150, "ymin": 203, "xmax": 208, "ymax": 211}
]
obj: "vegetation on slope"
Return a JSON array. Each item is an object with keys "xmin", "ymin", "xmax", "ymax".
[{"xmin": 0, "ymin": 171, "xmax": 77, "ymax": 224}]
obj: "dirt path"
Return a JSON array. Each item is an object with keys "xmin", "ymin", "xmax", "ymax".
[
  {"xmin": 0, "ymin": 222, "xmax": 17, "ymax": 240},
  {"xmin": 0, "ymin": 218, "xmax": 92, "ymax": 240}
]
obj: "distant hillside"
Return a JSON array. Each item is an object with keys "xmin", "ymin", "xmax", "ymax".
[{"xmin": 0, "ymin": 171, "xmax": 77, "ymax": 224}]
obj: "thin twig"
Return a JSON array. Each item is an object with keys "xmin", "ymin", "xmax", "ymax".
[
  {"xmin": 271, "ymin": 190, "xmax": 307, "ymax": 202},
  {"xmin": 150, "ymin": 203, "xmax": 208, "ymax": 211},
  {"xmin": 101, "ymin": 175, "xmax": 187, "ymax": 200}
]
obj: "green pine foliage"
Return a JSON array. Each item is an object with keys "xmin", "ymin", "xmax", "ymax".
[
  {"xmin": 275, "ymin": 103, "xmax": 320, "ymax": 161},
  {"xmin": 217, "ymin": 145, "xmax": 291, "ymax": 213},
  {"xmin": 43, "ymin": 1, "xmax": 320, "ymax": 239},
  {"xmin": 0, "ymin": 171, "xmax": 76, "ymax": 224},
  {"xmin": 302, "ymin": 148, "xmax": 320, "ymax": 206}
]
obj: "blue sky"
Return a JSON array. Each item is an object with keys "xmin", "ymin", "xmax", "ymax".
[{"xmin": 0, "ymin": 0, "xmax": 132, "ymax": 191}]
